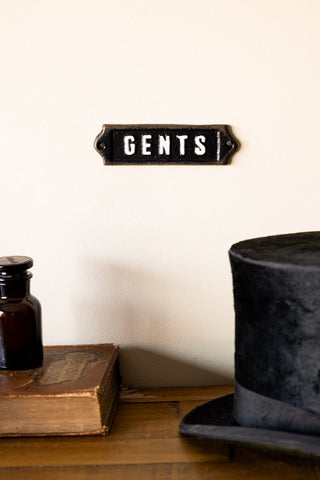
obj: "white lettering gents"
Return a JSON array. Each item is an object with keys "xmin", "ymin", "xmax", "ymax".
[
  {"xmin": 123, "ymin": 133, "xmax": 210, "ymax": 157},
  {"xmin": 158, "ymin": 135, "xmax": 170, "ymax": 155},
  {"xmin": 124, "ymin": 135, "xmax": 135, "ymax": 155},
  {"xmin": 142, "ymin": 135, "xmax": 152, "ymax": 155},
  {"xmin": 194, "ymin": 135, "xmax": 206, "ymax": 155},
  {"xmin": 176, "ymin": 135, "xmax": 188, "ymax": 155}
]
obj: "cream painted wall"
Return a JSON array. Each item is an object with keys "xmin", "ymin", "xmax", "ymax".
[{"xmin": 1, "ymin": 0, "xmax": 319, "ymax": 386}]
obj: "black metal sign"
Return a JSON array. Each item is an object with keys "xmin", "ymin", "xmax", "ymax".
[{"xmin": 94, "ymin": 125, "xmax": 239, "ymax": 165}]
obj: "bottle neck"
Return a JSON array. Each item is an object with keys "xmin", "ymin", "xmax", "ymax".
[{"xmin": 0, "ymin": 277, "xmax": 31, "ymax": 299}]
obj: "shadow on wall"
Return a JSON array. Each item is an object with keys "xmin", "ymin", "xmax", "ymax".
[
  {"xmin": 74, "ymin": 260, "xmax": 233, "ymax": 386},
  {"xmin": 120, "ymin": 347, "xmax": 233, "ymax": 387}
]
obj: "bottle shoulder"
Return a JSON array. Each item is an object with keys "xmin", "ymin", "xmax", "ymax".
[{"xmin": 0, "ymin": 295, "xmax": 41, "ymax": 314}]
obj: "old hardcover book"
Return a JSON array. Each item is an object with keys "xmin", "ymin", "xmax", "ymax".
[{"xmin": 0, "ymin": 343, "xmax": 120, "ymax": 436}]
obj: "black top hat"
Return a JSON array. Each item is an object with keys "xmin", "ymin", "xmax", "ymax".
[{"xmin": 180, "ymin": 232, "xmax": 320, "ymax": 457}]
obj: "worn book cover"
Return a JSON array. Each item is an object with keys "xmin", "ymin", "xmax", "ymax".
[{"xmin": 0, "ymin": 343, "xmax": 120, "ymax": 437}]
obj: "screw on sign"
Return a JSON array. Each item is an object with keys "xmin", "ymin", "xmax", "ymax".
[{"xmin": 95, "ymin": 125, "xmax": 239, "ymax": 165}]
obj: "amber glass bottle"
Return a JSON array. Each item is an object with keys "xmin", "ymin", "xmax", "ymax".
[{"xmin": 0, "ymin": 256, "xmax": 43, "ymax": 370}]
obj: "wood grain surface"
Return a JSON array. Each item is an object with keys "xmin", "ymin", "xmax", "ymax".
[{"xmin": 0, "ymin": 385, "xmax": 319, "ymax": 479}]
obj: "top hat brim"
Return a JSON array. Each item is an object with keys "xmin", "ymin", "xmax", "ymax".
[{"xmin": 179, "ymin": 394, "xmax": 320, "ymax": 458}]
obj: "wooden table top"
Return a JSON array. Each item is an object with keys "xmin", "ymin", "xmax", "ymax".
[{"xmin": 0, "ymin": 385, "xmax": 319, "ymax": 479}]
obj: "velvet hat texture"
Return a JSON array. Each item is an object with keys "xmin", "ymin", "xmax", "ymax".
[{"xmin": 180, "ymin": 232, "xmax": 320, "ymax": 457}]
